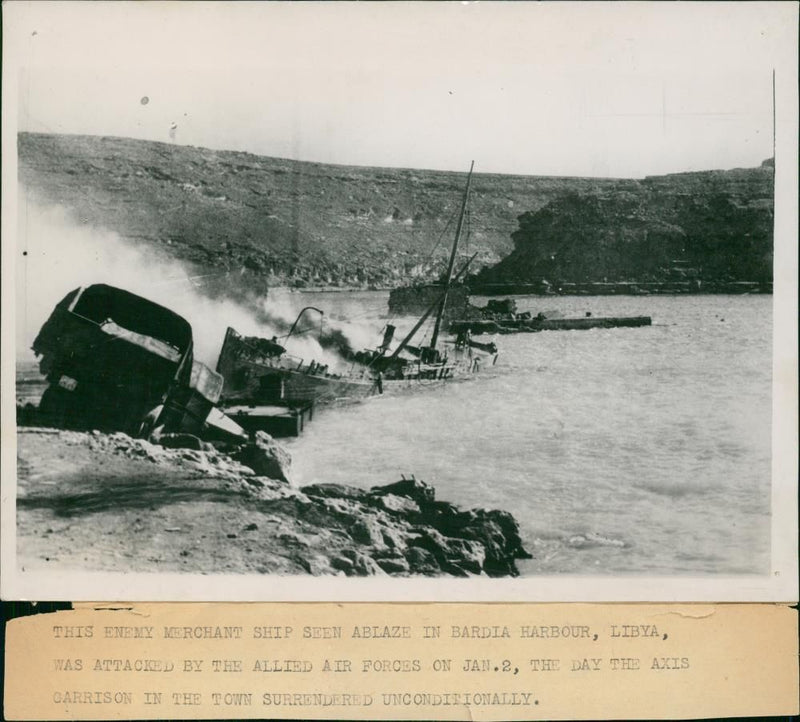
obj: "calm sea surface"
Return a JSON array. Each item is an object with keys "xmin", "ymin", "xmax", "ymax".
[{"xmin": 284, "ymin": 293, "xmax": 772, "ymax": 576}]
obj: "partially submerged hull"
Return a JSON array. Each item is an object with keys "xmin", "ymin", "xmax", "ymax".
[
  {"xmin": 450, "ymin": 315, "xmax": 652, "ymax": 335},
  {"xmin": 216, "ymin": 327, "xmax": 377, "ymax": 405},
  {"xmin": 253, "ymin": 365, "xmax": 377, "ymax": 405},
  {"xmin": 216, "ymin": 327, "xmax": 493, "ymax": 407},
  {"xmin": 215, "ymin": 163, "xmax": 496, "ymax": 410}
]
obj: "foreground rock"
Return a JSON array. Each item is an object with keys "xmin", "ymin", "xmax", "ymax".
[
  {"xmin": 16, "ymin": 428, "xmax": 531, "ymax": 577},
  {"xmin": 233, "ymin": 431, "xmax": 292, "ymax": 484},
  {"xmin": 303, "ymin": 478, "xmax": 531, "ymax": 577}
]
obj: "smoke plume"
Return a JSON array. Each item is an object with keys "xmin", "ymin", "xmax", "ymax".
[{"xmin": 15, "ymin": 190, "xmax": 373, "ymax": 370}]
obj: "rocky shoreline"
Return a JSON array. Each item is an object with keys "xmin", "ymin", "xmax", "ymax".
[{"xmin": 16, "ymin": 427, "xmax": 531, "ymax": 577}]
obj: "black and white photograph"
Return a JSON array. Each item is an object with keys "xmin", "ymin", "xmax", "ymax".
[{"xmin": 2, "ymin": 1, "xmax": 797, "ymax": 601}]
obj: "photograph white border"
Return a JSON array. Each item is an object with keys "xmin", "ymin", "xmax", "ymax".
[{"xmin": 2, "ymin": 1, "xmax": 797, "ymax": 603}]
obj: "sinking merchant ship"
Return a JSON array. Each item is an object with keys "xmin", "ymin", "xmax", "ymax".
[
  {"xmin": 214, "ymin": 161, "xmax": 499, "ymax": 422},
  {"xmin": 24, "ymin": 164, "xmax": 498, "ymax": 439}
]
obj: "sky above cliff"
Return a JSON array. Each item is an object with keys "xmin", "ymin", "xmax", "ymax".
[{"xmin": 5, "ymin": 2, "xmax": 797, "ymax": 178}]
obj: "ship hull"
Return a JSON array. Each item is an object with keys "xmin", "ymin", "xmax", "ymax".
[
  {"xmin": 216, "ymin": 327, "xmax": 491, "ymax": 407},
  {"xmin": 450, "ymin": 315, "xmax": 652, "ymax": 334}
]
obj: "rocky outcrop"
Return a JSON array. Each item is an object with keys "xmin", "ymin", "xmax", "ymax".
[
  {"xmin": 302, "ymin": 477, "xmax": 531, "ymax": 577},
  {"xmin": 387, "ymin": 283, "xmax": 471, "ymax": 319},
  {"xmin": 234, "ymin": 430, "xmax": 292, "ymax": 484},
  {"xmin": 76, "ymin": 429, "xmax": 259, "ymax": 481},
  {"xmin": 473, "ymin": 165, "xmax": 774, "ymax": 291},
  {"xmin": 16, "ymin": 427, "xmax": 531, "ymax": 577}
]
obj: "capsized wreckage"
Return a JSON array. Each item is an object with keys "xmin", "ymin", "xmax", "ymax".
[{"xmin": 31, "ymin": 284, "xmax": 245, "ymax": 440}]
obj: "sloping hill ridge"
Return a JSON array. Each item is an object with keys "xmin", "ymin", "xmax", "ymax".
[
  {"xmin": 18, "ymin": 132, "xmax": 636, "ymax": 292},
  {"xmin": 19, "ymin": 133, "xmax": 772, "ymax": 294}
]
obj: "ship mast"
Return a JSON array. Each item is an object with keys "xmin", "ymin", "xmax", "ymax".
[
  {"xmin": 387, "ymin": 253, "xmax": 477, "ymax": 361},
  {"xmin": 429, "ymin": 160, "xmax": 474, "ymax": 350}
]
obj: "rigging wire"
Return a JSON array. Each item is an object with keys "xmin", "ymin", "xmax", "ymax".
[
  {"xmin": 381, "ymin": 203, "xmax": 462, "ymax": 337},
  {"xmin": 420, "ymin": 214, "xmax": 456, "ymax": 268}
]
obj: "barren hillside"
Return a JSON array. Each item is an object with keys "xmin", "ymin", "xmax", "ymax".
[
  {"xmin": 18, "ymin": 132, "xmax": 632, "ymax": 293},
  {"xmin": 19, "ymin": 133, "xmax": 772, "ymax": 295}
]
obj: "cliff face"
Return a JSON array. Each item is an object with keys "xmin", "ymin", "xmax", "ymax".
[
  {"xmin": 474, "ymin": 163, "xmax": 774, "ymax": 289},
  {"xmin": 18, "ymin": 133, "xmax": 632, "ymax": 292}
]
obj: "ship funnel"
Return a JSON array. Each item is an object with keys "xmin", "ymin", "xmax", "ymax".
[{"xmin": 380, "ymin": 324, "xmax": 396, "ymax": 353}]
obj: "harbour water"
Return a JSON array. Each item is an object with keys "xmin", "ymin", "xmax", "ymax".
[{"xmin": 284, "ymin": 293, "xmax": 772, "ymax": 576}]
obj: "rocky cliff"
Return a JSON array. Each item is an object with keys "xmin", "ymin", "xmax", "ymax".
[{"xmin": 473, "ymin": 161, "xmax": 774, "ymax": 291}]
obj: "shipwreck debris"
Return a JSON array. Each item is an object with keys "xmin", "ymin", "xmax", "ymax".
[{"xmin": 27, "ymin": 284, "xmax": 246, "ymax": 442}]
